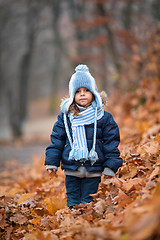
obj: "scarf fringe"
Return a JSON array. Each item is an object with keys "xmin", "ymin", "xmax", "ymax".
[
  {"xmin": 69, "ymin": 147, "xmax": 99, "ymax": 166},
  {"xmin": 69, "ymin": 148, "xmax": 89, "ymax": 161},
  {"xmin": 89, "ymin": 148, "xmax": 99, "ymax": 165}
]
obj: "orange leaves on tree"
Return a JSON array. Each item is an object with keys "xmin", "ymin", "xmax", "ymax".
[
  {"xmin": 78, "ymin": 35, "xmax": 107, "ymax": 48},
  {"xmin": 116, "ymin": 29, "xmax": 139, "ymax": 46},
  {"xmin": 75, "ymin": 16, "xmax": 113, "ymax": 30}
]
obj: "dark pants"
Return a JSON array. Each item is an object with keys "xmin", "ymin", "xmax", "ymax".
[{"xmin": 65, "ymin": 175, "xmax": 101, "ymax": 208}]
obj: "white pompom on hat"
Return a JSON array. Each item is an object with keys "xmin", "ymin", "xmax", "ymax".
[{"xmin": 61, "ymin": 64, "xmax": 102, "ymax": 113}]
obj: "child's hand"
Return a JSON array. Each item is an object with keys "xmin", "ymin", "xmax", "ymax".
[
  {"xmin": 47, "ymin": 169, "xmax": 58, "ymax": 177},
  {"xmin": 104, "ymin": 175, "xmax": 113, "ymax": 179}
]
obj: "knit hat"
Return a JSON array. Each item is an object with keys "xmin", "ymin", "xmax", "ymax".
[{"xmin": 61, "ymin": 64, "xmax": 102, "ymax": 113}]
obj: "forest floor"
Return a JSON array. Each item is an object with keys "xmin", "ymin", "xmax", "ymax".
[{"xmin": 0, "ymin": 78, "xmax": 160, "ymax": 240}]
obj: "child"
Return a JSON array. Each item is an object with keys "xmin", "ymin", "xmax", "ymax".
[{"xmin": 45, "ymin": 64, "xmax": 123, "ymax": 209}]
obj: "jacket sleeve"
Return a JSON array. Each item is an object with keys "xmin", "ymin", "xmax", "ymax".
[
  {"xmin": 45, "ymin": 112, "xmax": 66, "ymax": 167},
  {"xmin": 102, "ymin": 113, "xmax": 123, "ymax": 173}
]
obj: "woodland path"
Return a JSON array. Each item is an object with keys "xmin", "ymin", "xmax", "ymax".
[{"xmin": 0, "ymin": 115, "xmax": 57, "ymax": 171}]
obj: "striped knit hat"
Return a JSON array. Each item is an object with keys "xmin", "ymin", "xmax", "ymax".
[{"xmin": 61, "ymin": 64, "xmax": 102, "ymax": 113}]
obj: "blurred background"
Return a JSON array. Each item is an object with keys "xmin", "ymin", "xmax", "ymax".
[
  {"xmin": 0, "ymin": 2, "xmax": 160, "ymax": 238},
  {"xmin": 0, "ymin": 0, "xmax": 159, "ymax": 142}
]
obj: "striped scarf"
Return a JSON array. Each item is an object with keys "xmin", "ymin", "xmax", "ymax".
[{"xmin": 64, "ymin": 105, "xmax": 104, "ymax": 165}]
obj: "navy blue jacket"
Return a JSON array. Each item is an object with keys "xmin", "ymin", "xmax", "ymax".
[{"xmin": 45, "ymin": 111, "xmax": 123, "ymax": 173}]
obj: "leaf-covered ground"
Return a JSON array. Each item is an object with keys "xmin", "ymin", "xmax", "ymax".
[{"xmin": 0, "ymin": 78, "xmax": 160, "ymax": 240}]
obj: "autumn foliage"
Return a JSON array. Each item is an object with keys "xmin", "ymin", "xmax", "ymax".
[
  {"xmin": 1, "ymin": 30, "xmax": 160, "ymax": 239},
  {"xmin": 0, "ymin": 73, "xmax": 160, "ymax": 240}
]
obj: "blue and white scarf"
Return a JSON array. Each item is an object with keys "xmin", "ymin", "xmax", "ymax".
[{"xmin": 64, "ymin": 105, "xmax": 104, "ymax": 165}]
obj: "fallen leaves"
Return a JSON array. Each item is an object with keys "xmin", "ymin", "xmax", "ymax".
[
  {"xmin": 0, "ymin": 77, "xmax": 160, "ymax": 239},
  {"xmin": 17, "ymin": 193, "xmax": 36, "ymax": 205},
  {"xmin": 149, "ymin": 166, "xmax": 160, "ymax": 180},
  {"xmin": 124, "ymin": 189, "xmax": 160, "ymax": 240},
  {"xmin": 10, "ymin": 213, "xmax": 28, "ymax": 225},
  {"xmin": 113, "ymin": 189, "xmax": 132, "ymax": 208},
  {"xmin": 23, "ymin": 230, "xmax": 59, "ymax": 240},
  {"xmin": 44, "ymin": 196, "xmax": 66, "ymax": 215},
  {"xmin": 0, "ymin": 158, "xmax": 66, "ymax": 239}
]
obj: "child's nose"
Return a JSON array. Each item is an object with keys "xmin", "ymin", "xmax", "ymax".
[{"xmin": 80, "ymin": 90, "xmax": 85, "ymax": 95}]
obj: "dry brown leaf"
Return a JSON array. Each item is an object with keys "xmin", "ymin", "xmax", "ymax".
[
  {"xmin": 0, "ymin": 218, "xmax": 8, "ymax": 229},
  {"xmin": 0, "ymin": 186, "xmax": 10, "ymax": 197},
  {"xmin": 4, "ymin": 226, "xmax": 13, "ymax": 240},
  {"xmin": 17, "ymin": 193, "xmax": 35, "ymax": 204},
  {"xmin": 93, "ymin": 199, "xmax": 106, "ymax": 215},
  {"xmin": 23, "ymin": 230, "xmax": 58, "ymax": 240},
  {"xmin": 29, "ymin": 217, "xmax": 41, "ymax": 226},
  {"xmin": 122, "ymin": 178, "xmax": 145, "ymax": 193},
  {"xmin": 113, "ymin": 189, "xmax": 132, "ymax": 208},
  {"xmin": 10, "ymin": 213, "xmax": 28, "ymax": 225},
  {"xmin": 149, "ymin": 166, "xmax": 160, "ymax": 180},
  {"xmin": 44, "ymin": 196, "xmax": 66, "ymax": 215},
  {"xmin": 137, "ymin": 140, "xmax": 160, "ymax": 156},
  {"xmin": 111, "ymin": 178, "xmax": 123, "ymax": 188},
  {"xmin": 18, "ymin": 198, "xmax": 37, "ymax": 208}
]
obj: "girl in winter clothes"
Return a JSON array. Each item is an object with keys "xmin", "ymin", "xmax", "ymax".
[{"xmin": 45, "ymin": 64, "xmax": 123, "ymax": 209}]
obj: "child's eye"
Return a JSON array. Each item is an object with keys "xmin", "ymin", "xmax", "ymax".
[
  {"xmin": 76, "ymin": 90, "xmax": 79, "ymax": 93},
  {"xmin": 85, "ymin": 89, "xmax": 90, "ymax": 92}
]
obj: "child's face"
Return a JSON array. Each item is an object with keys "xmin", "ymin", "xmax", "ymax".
[{"xmin": 74, "ymin": 87, "xmax": 94, "ymax": 108}]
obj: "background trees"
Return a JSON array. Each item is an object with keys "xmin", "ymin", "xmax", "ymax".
[{"xmin": 0, "ymin": 0, "xmax": 159, "ymax": 139}]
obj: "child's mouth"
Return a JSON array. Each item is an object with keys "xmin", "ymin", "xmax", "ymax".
[{"xmin": 80, "ymin": 98, "xmax": 87, "ymax": 101}]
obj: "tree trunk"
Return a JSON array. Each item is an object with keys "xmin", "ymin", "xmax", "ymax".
[
  {"xmin": 19, "ymin": 0, "xmax": 44, "ymax": 122},
  {"xmin": 96, "ymin": 2, "xmax": 121, "ymax": 74}
]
